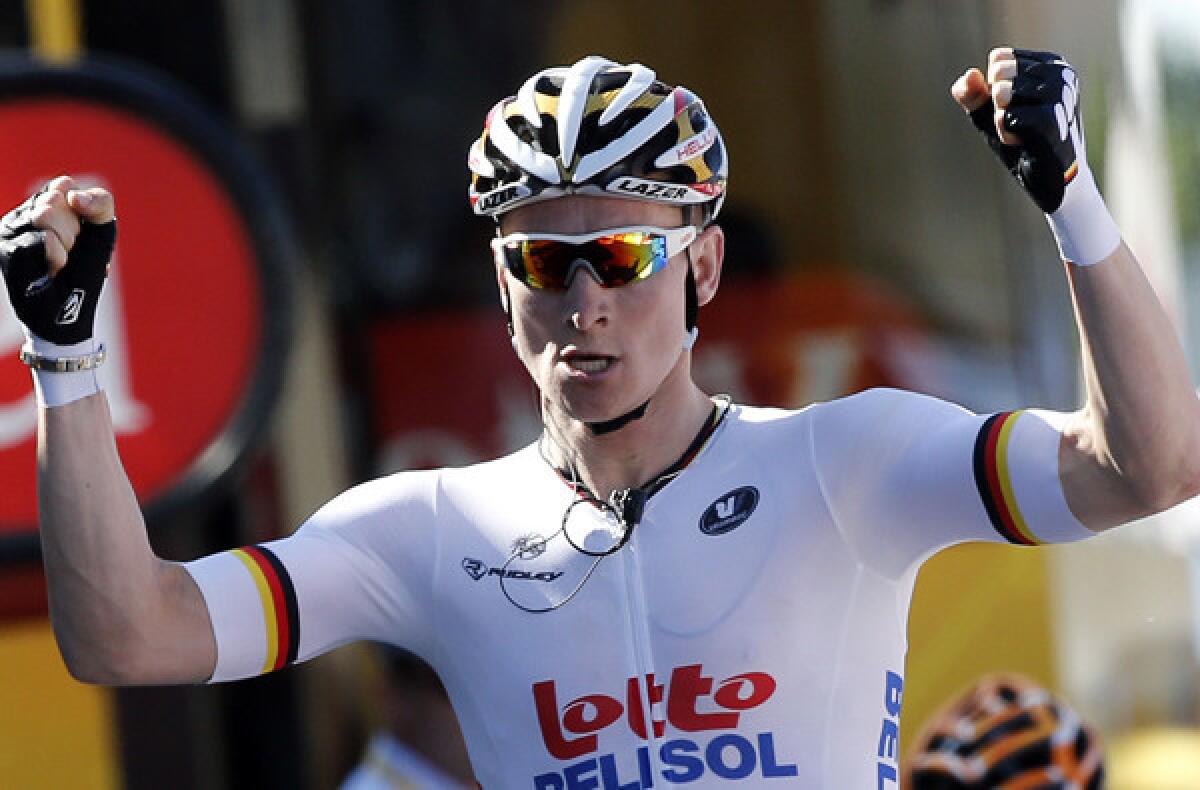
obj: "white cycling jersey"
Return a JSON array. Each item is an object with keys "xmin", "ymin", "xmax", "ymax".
[{"xmin": 185, "ymin": 388, "xmax": 1094, "ymax": 788}]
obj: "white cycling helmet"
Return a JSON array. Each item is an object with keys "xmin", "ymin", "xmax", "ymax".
[{"xmin": 468, "ymin": 55, "xmax": 728, "ymax": 223}]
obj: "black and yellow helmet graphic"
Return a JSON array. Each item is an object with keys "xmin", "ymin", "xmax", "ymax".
[
  {"xmin": 907, "ymin": 674, "xmax": 1104, "ymax": 790},
  {"xmin": 468, "ymin": 56, "xmax": 728, "ymax": 221}
]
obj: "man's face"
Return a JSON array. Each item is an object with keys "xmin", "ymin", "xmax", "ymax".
[{"xmin": 497, "ymin": 196, "xmax": 697, "ymax": 426}]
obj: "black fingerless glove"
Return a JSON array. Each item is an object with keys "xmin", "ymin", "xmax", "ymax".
[
  {"xmin": 0, "ymin": 190, "xmax": 116, "ymax": 345},
  {"xmin": 969, "ymin": 49, "xmax": 1083, "ymax": 214}
]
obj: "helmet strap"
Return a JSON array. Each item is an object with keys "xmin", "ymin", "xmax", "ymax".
[
  {"xmin": 586, "ymin": 398, "xmax": 651, "ymax": 435},
  {"xmin": 683, "ymin": 204, "xmax": 700, "ymax": 334},
  {"xmin": 500, "ymin": 280, "xmax": 515, "ymax": 338},
  {"xmin": 684, "ymin": 248, "xmax": 698, "ymax": 333}
]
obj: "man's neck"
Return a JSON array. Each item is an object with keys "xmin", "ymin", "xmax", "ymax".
[{"xmin": 543, "ymin": 370, "xmax": 715, "ymax": 501}]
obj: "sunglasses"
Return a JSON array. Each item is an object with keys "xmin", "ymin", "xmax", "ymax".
[{"xmin": 492, "ymin": 225, "xmax": 699, "ymax": 290}]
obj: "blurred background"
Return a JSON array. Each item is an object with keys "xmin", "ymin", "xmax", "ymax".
[{"xmin": 0, "ymin": 0, "xmax": 1199, "ymax": 787}]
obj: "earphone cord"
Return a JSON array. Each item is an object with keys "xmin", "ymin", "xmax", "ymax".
[
  {"xmin": 507, "ymin": 395, "xmax": 732, "ymax": 614},
  {"xmin": 539, "ymin": 394, "xmax": 732, "ymax": 533}
]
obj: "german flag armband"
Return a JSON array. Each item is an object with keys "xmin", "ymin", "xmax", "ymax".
[
  {"xmin": 973, "ymin": 410, "xmax": 1094, "ymax": 546},
  {"xmin": 183, "ymin": 543, "xmax": 302, "ymax": 682},
  {"xmin": 231, "ymin": 546, "xmax": 300, "ymax": 674}
]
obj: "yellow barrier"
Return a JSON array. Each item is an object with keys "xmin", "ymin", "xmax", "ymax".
[
  {"xmin": 903, "ymin": 543, "xmax": 1057, "ymax": 748},
  {"xmin": 0, "ymin": 619, "xmax": 119, "ymax": 788}
]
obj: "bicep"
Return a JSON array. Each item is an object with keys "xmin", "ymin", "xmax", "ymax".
[
  {"xmin": 83, "ymin": 560, "xmax": 218, "ymax": 686},
  {"xmin": 1056, "ymin": 410, "xmax": 1152, "ymax": 531},
  {"xmin": 157, "ymin": 561, "xmax": 219, "ymax": 683}
]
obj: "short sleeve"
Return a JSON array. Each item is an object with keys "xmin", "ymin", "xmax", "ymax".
[
  {"xmin": 184, "ymin": 470, "xmax": 440, "ymax": 683},
  {"xmin": 810, "ymin": 388, "xmax": 1094, "ymax": 579}
]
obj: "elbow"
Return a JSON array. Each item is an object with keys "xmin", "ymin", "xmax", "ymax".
[
  {"xmin": 57, "ymin": 635, "xmax": 128, "ymax": 686},
  {"xmin": 61, "ymin": 645, "xmax": 196, "ymax": 687},
  {"xmin": 64, "ymin": 659, "xmax": 122, "ymax": 687},
  {"xmin": 1162, "ymin": 437, "xmax": 1200, "ymax": 508},
  {"xmin": 59, "ymin": 653, "xmax": 117, "ymax": 686},
  {"xmin": 1150, "ymin": 415, "xmax": 1200, "ymax": 509},
  {"xmin": 1124, "ymin": 457, "xmax": 1200, "ymax": 517},
  {"xmin": 1110, "ymin": 416, "xmax": 1200, "ymax": 516},
  {"xmin": 1130, "ymin": 485, "xmax": 1192, "ymax": 520},
  {"xmin": 61, "ymin": 647, "xmax": 168, "ymax": 687},
  {"xmin": 53, "ymin": 614, "xmax": 213, "ymax": 686},
  {"xmin": 53, "ymin": 622, "xmax": 151, "ymax": 686},
  {"xmin": 1165, "ymin": 470, "xmax": 1200, "ymax": 511}
]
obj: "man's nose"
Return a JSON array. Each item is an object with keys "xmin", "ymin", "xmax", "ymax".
[{"xmin": 564, "ymin": 262, "xmax": 609, "ymax": 331}]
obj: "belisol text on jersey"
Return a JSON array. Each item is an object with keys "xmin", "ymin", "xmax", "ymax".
[
  {"xmin": 530, "ymin": 667, "xmax": 905, "ymax": 788},
  {"xmin": 531, "ymin": 663, "xmax": 799, "ymax": 787}
]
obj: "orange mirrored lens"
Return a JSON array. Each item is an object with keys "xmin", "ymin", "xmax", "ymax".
[{"xmin": 503, "ymin": 233, "xmax": 668, "ymax": 289}]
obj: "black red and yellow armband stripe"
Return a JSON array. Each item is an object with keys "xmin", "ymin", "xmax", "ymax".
[
  {"xmin": 232, "ymin": 545, "xmax": 300, "ymax": 673},
  {"xmin": 973, "ymin": 411, "xmax": 1043, "ymax": 546}
]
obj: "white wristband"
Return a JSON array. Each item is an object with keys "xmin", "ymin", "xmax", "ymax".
[
  {"xmin": 1045, "ymin": 166, "xmax": 1122, "ymax": 267},
  {"xmin": 25, "ymin": 335, "xmax": 104, "ymax": 408}
]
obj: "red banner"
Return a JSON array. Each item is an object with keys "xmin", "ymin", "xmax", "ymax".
[{"xmin": 0, "ymin": 98, "xmax": 263, "ymax": 533}]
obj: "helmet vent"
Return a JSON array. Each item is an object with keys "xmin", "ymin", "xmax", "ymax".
[
  {"xmin": 598, "ymin": 63, "xmax": 655, "ymax": 126},
  {"xmin": 557, "ymin": 56, "xmax": 617, "ymax": 175},
  {"xmin": 516, "ymin": 69, "xmax": 565, "ymax": 129}
]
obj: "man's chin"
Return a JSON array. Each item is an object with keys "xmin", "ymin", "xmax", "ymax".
[{"xmin": 552, "ymin": 395, "xmax": 648, "ymax": 429}]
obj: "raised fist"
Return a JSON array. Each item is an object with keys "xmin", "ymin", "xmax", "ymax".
[
  {"xmin": 953, "ymin": 48, "xmax": 1086, "ymax": 214},
  {"xmin": 0, "ymin": 175, "xmax": 116, "ymax": 345}
]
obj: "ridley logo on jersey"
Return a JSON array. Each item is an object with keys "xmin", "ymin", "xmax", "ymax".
[
  {"xmin": 461, "ymin": 556, "xmax": 563, "ymax": 583},
  {"xmin": 699, "ymin": 486, "xmax": 759, "ymax": 535}
]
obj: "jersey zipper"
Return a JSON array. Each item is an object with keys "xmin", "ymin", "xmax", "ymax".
[{"xmin": 623, "ymin": 533, "xmax": 662, "ymax": 784}]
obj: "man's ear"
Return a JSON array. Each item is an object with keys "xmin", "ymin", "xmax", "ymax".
[{"xmin": 691, "ymin": 224, "xmax": 725, "ymax": 307}]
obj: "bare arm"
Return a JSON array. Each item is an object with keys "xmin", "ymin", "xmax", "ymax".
[
  {"xmin": 954, "ymin": 50, "xmax": 1200, "ymax": 530},
  {"xmin": 5, "ymin": 177, "xmax": 216, "ymax": 684},
  {"xmin": 1057, "ymin": 246, "xmax": 1200, "ymax": 528},
  {"xmin": 40, "ymin": 394, "xmax": 216, "ymax": 683}
]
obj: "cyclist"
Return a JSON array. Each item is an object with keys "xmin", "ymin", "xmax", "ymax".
[{"xmin": 3, "ymin": 48, "xmax": 1195, "ymax": 787}]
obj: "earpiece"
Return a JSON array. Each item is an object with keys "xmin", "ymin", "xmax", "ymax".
[{"xmin": 500, "ymin": 280, "xmax": 515, "ymax": 340}]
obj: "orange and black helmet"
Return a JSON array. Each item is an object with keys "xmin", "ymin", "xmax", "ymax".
[
  {"xmin": 907, "ymin": 674, "xmax": 1103, "ymax": 790},
  {"xmin": 467, "ymin": 56, "xmax": 727, "ymax": 222}
]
